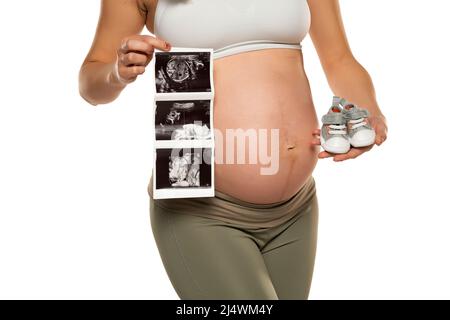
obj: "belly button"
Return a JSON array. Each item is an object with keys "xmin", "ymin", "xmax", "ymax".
[
  {"xmin": 287, "ymin": 144, "xmax": 296, "ymax": 150},
  {"xmin": 285, "ymin": 136, "xmax": 298, "ymax": 151}
]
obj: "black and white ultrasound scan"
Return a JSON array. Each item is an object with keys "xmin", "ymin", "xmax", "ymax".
[
  {"xmin": 155, "ymin": 100, "xmax": 211, "ymax": 141},
  {"xmin": 152, "ymin": 48, "xmax": 215, "ymax": 199},
  {"xmin": 155, "ymin": 147, "xmax": 212, "ymax": 188},
  {"xmin": 155, "ymin": 51, "xmax": 212, "ymax": 93}
]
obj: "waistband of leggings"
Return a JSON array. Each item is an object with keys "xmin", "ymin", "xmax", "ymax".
[
  {"xmin": 149, "ymin": 176, "xmax": 316, "ymax": 228},
  {"xmin": 213, "ymin": 185, "xmax": 307, "ymax": 209}
]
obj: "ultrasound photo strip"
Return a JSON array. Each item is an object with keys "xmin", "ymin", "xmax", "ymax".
[{"xmin": 152, "ymin": 48, "xmax": 215, "ymax": 199}]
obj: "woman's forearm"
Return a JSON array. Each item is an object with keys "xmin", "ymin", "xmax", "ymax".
[
  {"xmin": 324, "ymin": 56, "xmax": 385, "ymax": 119},
  {"xmin": 79, "ymin": 60, "xmax": 127, "ymax": 106}
]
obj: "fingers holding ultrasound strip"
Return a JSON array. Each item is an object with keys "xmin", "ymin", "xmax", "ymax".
[{"xmin": 115, "ymin": 35, "xmax": 172, "ymax": 85}]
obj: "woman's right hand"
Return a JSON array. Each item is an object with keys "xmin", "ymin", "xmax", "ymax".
[{"xmin": 113, "ymin": 35, "xmax": 172, "ymax": 85}]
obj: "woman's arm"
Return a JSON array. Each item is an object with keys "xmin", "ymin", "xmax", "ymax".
[
  {"xmin": 308, "ymin": 0, "xmax": 388, "ymax": 161},
  {"xmin": 79, "ymin": 0, "xmax": 171, "ymax": 106}
]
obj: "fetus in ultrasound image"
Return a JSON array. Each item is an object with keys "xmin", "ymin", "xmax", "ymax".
[
  {"xmin": 155, "ymin": 100, "xmax": 211, "ymax": 140},
  {"xmin": 155, "ymin": 52, "xmax": 212, "ymax": 93},
  {"xmin": 155, "ymin": 148, "xmax": 212, "ymax": 189}
]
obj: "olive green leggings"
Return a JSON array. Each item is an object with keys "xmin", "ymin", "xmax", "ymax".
[{"xmin": 149, "ymin": 182, "xmax": 319, "ymax": 300}]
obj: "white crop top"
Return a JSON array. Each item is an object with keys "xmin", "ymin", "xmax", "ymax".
[{"xmin": 153, "ymin": 0, "xmax": 311, "ymax": 59}]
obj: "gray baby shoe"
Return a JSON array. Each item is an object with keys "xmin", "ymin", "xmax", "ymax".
[
  {"xmin": 340, "ymin": 98, "xmax": 376, "ymax": 147},
  {"xmin": 320, "ymin": 96, "xmax": 351, "ymax": 154}
]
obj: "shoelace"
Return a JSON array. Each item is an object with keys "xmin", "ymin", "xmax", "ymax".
[
  {"xmin": 348, "ymin": 117, "xmax": 367, "ymax": 130},
  {"xmin": 328, "ymin": 124, "xmax": 347, "ymax": 135}
]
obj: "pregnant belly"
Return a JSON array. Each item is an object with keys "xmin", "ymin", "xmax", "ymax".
[{"xmin": 213, "ymin": 49, "xmax": 319, "ymax": 204}]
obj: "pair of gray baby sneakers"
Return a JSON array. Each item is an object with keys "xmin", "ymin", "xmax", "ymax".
[{"xmin": 320, "ymin": 96, "xmax": 376, "ymax": 154}]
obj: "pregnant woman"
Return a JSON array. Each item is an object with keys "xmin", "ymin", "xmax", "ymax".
[{"xmin": 79, "ymin": 0, "xmax": 388, "ymax": 299}]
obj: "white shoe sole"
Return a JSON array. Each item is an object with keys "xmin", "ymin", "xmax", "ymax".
[
  {"xmin": 320, "ymin": 136, "xmax": 350, "ymax": 154},
  {"xmin": 350, "ymin": 136, "xmax": 376, "ymax": 148}
]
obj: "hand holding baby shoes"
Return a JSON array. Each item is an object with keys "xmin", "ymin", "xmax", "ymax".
[{"xmin": 320, "ymin": 96, "xmax": 376, "ymax": 154}]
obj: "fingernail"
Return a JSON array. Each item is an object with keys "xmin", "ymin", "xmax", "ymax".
[{"xmin": 165, "ymin": 41, "xmax": 171, "ymax": 49}]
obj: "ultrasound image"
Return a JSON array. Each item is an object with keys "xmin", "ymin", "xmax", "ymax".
[
  {"xmin": 155, "ymin": 100, "xmax": 211, "ymax": 140},
  {"xmin": 155, "ymin": 148, "xmax": 212, "ymax": 189},
  {"xmin": 155, "ymin": 52, "xmax": 212, "ymax": 93}
]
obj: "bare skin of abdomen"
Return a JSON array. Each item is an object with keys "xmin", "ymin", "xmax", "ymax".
[{"xmin": 213, "ymin": 49, "xmax": 319, "ymax": 204}]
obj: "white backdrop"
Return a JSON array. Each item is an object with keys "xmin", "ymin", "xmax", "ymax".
[{"xmin": 0, "ymin": 0, "xmax": 449, "ymax": 299}]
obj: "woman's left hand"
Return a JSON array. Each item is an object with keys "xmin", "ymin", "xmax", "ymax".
[{"xmin": 311, "ymin": 115, "xmax": 388, "ymax": 161}]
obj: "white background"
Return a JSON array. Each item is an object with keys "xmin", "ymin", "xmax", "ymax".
[{"xmin": 0, "ymin": 0, "xmax": 449, "ymax": 299}]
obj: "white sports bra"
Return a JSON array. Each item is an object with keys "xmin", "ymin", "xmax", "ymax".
[{"xmin": 153, "ymin": 0, "xmax": 311, "ymax": 59}]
